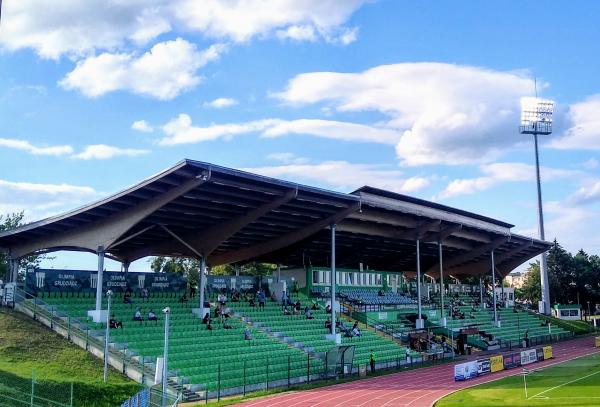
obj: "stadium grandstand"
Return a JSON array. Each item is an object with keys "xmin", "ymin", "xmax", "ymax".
[{"xmin": 0, "ymin": 159, "xmax": 570, "ymax": 403}]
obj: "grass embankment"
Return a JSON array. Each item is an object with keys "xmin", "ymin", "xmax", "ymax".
[
  {"xmin": 0, "ymin": 308, "xmax": 141, "ymax": 406},
  {"xmin": 436, "ymin": 352, "xmax": 600, "ymax": 407}
]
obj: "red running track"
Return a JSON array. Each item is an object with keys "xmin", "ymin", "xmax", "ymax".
[{"xmin": 232, "ymin": 336, "xmax": 599, "ymax": 407}]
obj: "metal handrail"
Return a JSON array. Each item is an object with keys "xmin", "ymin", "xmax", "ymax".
[{"xmin": 11, "ymin": 288, "xmax": 157, "ymax": 384}]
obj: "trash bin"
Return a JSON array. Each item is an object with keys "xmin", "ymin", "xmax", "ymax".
[{"xmin": 359, "ymin": 365, "xmax": 367, "ymax": 377}]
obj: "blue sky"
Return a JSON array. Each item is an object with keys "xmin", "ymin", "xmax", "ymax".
[{"xmin": 1, "ymin": 0, "xmax": 599, "ymax": 272}]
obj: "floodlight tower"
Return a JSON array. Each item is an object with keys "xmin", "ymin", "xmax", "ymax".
[{"xmin": 520, "ymin": 96, "xmax": 554, "ymax": 315}]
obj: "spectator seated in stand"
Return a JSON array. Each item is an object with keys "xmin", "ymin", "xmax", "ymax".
[
  {"xmin": 133, "ymin": 308, "xmax": 143, "ymax": 323},
  {"xmin": 218, "ymin": 293, "xmax": 227, "ymax": 306},
  {"xmin": 325, "ymin": 318, "xmax": 332, "ymax": 330},
  {"xmin": 248, "ymin": 295, "xmax": 256, "ymax": 307},
  {"xmin": 244, "ymin": 328, "xmax": 252, "ymax": 341},
  {"xmin": 378, "ymin": 289, "xmax": 385, "ymax": 296},
  {"xmin": 179, "ymin": 293, "xmax": 188, "ymax": 303},
  {"xmin": 123, "ymin": 291, "xmax": 133, "ymax": 304},
  {"xmin": 311, "ymin": 300, "xmax": 321, "ymax": 310},
  {"xmin": 351, "ymin": 322, "xmax": 362, "ymax": 337},
  {"xmin": 109, "ymin": 314, "xmax": 123, "ymax": 329},
  {"xmin": 140, "ymin": 288, "xmax": 149, "ymax": 302},
  {"xmin": 223, "ymin": 317, "xmax": 233, "ymax": 329},
  {"xmin": 148, "ymin": 309, "xmax": 158, "ymax": 325},
  {"xmin": 257, "ymin": 290, "xmax": 266, "ymax": 310},
  {"xmin": 293, "ymin": 300, "xmax": 302, "ymax": 315},
  {"xmin": 304, "ymin": 306, "xmax": 314, "ymax": 320},
  {"xmin": 325, "ymin": 304, "xmax": 332, "ymax": 314},
  {"xmin": 283, "ymin": 305, "xmax": 292, "ymax": 315},
  {"xmin": 207, "ymin": 319, "xmax": 214, "ymax": 330},
  {"xmin": 202, "ymin": 312, "xmax": 211, "ymax": 324},
  {"xmin": 231, "ymin": 289, "xmax": 240, "ymax": 302}
]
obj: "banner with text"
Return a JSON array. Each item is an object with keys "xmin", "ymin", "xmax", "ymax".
[{"xmin": 26, "ymin": 269, "xmax": 187, "ymax": 294}]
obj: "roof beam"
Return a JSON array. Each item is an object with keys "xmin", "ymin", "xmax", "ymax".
[
  {"xmin": 121, "ymin": 189, "xmax": 298, "ymax": 261},
  {"xmin": 208, "ymin": 202, "xmax": 360, "ymax": 266},
  {"xmin": 425, "ymin": 236, "xmax": 507, "ymax": 276},
  {"xmin": 8, "ymin": 176, "xmax": 207, "ymax": 258}
]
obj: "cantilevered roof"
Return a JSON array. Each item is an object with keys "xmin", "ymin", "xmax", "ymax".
[{"xmin": 0, "ymin": 159, "xmax": 551, "ymax": 279}]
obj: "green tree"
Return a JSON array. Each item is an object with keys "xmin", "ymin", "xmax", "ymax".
[
  {"xmin": 149, "ymin": 257, "xmax": 199, "ymax": 287},
  {"xmin": 0, "ymin": 212, "xmax": 46, "ymax": 282}
]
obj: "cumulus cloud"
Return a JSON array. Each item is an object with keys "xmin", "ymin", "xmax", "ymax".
[
  {"xmin": 59, "ymin": 39, "xmax": 226, "ymax": 99},
  {"xmin": 159, "ymin": 114, "xmax": 401, "ymax": 145},
  {"xmin": 171, "ymin": 0, "xmax": 367, "ymax": 44},
  {"xmin": 243, "ymin": 161, "xmax": 430, "ymax": 194},
  {"xmin": 1, "ymin": 0, "xmax": 367, "ymax": 59},
  {"xmin": 275, "ymin": 63, "xmax": 541, "ymax": 166},
  {"xmin": 548, "ymin": 95, "xmax": 600, "ymax": 150},
  {"xmin": 131, "ymin": 120, "xmax": 154, "ymax": 133},
  {"xmin": 0, "ymin": 179, "xmax": 98, "ymax": 220},
  {"xmin": 72, "ymin": 145, "xmax": 150, "ymax": 160},
  {"xmin": 204, "ymin": 98, "xmax": 238, "ymax": 109},
  {"xmin": 437, "ymin": 162, "xmax": 578, "ymax": 199},
  {"xmin": 0, "ymin": 138, "xmax": 73, "ymax": 156}
]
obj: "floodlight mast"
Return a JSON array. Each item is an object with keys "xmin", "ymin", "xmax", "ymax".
[{"xmin": 520, "ymin": 97, "xmax": 554, "ymax": 315}]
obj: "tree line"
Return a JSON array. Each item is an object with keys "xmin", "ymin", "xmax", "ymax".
[{"xmin": 519, "ymin": 240, "xmax": 600, "ymax": 310}]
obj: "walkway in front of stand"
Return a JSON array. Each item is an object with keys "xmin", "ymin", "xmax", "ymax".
[{"xmin": 232, "ymin": 336, "xmax": 599, "ymax": 407}]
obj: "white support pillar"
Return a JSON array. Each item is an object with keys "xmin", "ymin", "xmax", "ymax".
[
  {"xmin": 87, "ymin": 248, "xmax": 107, "ymax": 323},
  {"xmin": 96, "ymin": 248, "xmax": 105, "ymax": 312},
  {"xmin": 416, "ymin": 239, "xmax": 424, "ymax": 329},
  {"xmin": 9, "ymin": 258, "xmax": 20, "ymax": 283},
  {"xmin": 193, "ymin": 257, "xmax": 210, "ymax": 318},
  {"xmin": 439, "ymin": 242, "xmax": 446, "ymax": 327},
  {"xmin": 491, "ymin": 250, "xmax": 499, "ymax": 327},
  {"xmin": 480, "ymin": 277, "xmax": 484, "ymax": 310},
  {"xmin": 123, "ymin": 261, "xmax": 130, "ymax": 273},
  {"xmin": 326, "ymin": 223, "xmax": 341, "ymax": 344}
]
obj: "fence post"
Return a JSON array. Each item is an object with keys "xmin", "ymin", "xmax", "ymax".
[
  {"xmin": 70, "ymin": 382, "xmax": 74, "ymax": 407},
  {"xmin": 307, "ymin": 354, "xmax": 310, "ymax": 383},
  {"xmin": 287, "ymin": 356, "xmax": 291, "ymax": 388},
  {"xmin": 266, "ymin": 357, "xmax": 269, "ymax": 390},
  {"xmin": 243, "ymin": 360, "xmax": 246, "ymax": 396},
  {"xmin": 68, "ymin": 316, "xmax": 71, "ymax": 341},
  {"xmin": 30, "ymin": 371, "xmax": 35, "ymax": 407},
  {"xmin": 217, "ymin": 363, "xmax": 221, "ymax": 402}
]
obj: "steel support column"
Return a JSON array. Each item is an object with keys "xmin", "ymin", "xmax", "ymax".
[
  {"xmin": 95, "ymin": 248, "xmax": 105, "ymax": 312},
  {"xmin": 491, "ymin": 250, "xmax": 498, "ymax": 326},
  {"xmin": 416, "ymin": 239, "xmax": 423, "ymax": 328},
  {"xmin": 330, "ymin": 224, "xmax": 337, "ymax": 336},
  {"xmin": 198, "ymin": 257, "xmax": 206, "ymax": 311},
  {"xmin": 439, "ymin": 242, "xmax": 446, "ymax": 327}
]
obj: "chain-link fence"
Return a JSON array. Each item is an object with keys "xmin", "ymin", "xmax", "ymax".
[
  {"xmin": 0, "ymin": 371, "xmax": 73, "ymax": 407},
  {"xmin": 121, "ymin": 387, "xmax": 180, "ymax": 407}
]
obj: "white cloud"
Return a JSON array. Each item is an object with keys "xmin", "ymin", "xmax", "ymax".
[
  {"xmin": 159, "ymin": 114, "xmax": 401, "ymax": 145},
  {"xmin": 581, "ymin": 158, "xmax": 599, "ymax": 170},
  {"xmin": 243, "ymin": 161, "xmax": 430, "ymax": 194},
  {"xmin": 267, "ymin": 152, "xmax": 309, "ymax": 165},
  {"xmin": 437, "ymin": 162, "xmax": 578, "ymax": 199},
  {"xmin": 0, "ymin": 138, "xmax": 73, "ymax": 156},
  {"xmin": 0, "ymin": 179, "xmax": 98, "ymax": 220},
  {"xmin": 131, "ymin": 120, "xmax": 154, "ymax": 133},
  {"xmin": 275, "ymin": 63, "xmax": 541, "ymax": 166},
  {"xmin": 171, "ymin": 0, "xmax": 367, "ymax": 44},
  {"xmin": 276, "ymin": 25, "xmax": 317, "ymax": 42},
  {"xmin": 263, "ymin": 119, "xmax": 401, "ymax": 144},
  {"xmin": 566, "ymin": 179, "xmax": 600, "ymax": 206},
  {"xmin": 549, "ymin": 95, "xmax": 600, "ymax": 150},
  {"xmin": 59, "ymin": 39, "xmax": 225, "ymax": 100},
  {"xmin": 204, "ymin": 98, "xmax": 239, "ymax": 109},
  {"xmin": 1, "ymin": 0, "xmax": 367, "ymax": 59},
  {"xmin": 72, "ymin": 145, "xmax": 150, "ymax": 160},
  {"xmin": 160, "ymin": 114, "xmax": 278, "ymax": 145}
]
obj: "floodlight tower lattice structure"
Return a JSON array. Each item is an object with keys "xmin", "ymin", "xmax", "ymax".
[{"xmin": 520, "ymin": 97, "xmax": 554, "ymax": 315}]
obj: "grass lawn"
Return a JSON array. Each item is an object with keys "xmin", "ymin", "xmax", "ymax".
[
  {"xmin": 436, "ymin": 353, "xmax": 600, "ymax": 407},
  {"xmin": 0, "ymin": 307, "xmax": 141, "ymax": 406}
]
